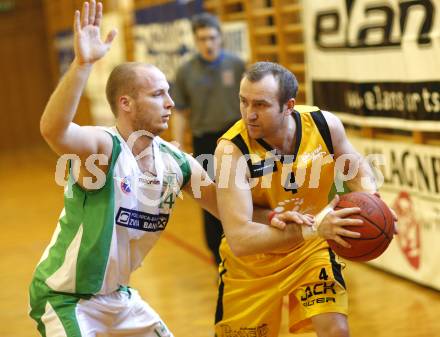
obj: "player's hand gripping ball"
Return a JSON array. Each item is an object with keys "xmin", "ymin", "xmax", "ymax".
[{"xmin": 328, "ymin": 192, "xmax": 395, "ymax": 261}]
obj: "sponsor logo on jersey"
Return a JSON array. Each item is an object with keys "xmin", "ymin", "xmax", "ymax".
[
  {"xmin": 300, "ymin": 281, "xmax": 337, "ymax": 307},
  {"xmin": 138, "ymin": 176, "xmax": 160, "ymax": 185},
  {"xmin": 116, "ymin": 207, "xmax": 169, "ymax": 232},
  {"xmin": 298, "ymin": 144, "xmax": 329, "ymax": 164},
  {"xmin": 120, "ymin": 176, "xmax": 132, "ymax": 194},
  {"xmin": 220, "ymin": 323, "xmax": 269, "ymax": 337}
]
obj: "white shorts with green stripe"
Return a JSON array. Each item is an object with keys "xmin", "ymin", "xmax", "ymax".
[{"xmin": 29, "ymin": 282, "xmax": 173, "ymax": 337}]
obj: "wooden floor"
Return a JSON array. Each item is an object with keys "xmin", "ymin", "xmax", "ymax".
[{"xmin": 1, "ymin": 148, "xmax": 440, "ymax": 337}]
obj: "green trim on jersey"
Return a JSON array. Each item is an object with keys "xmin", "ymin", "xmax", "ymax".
[
  {"xmin": 30, "ymin": 280, "xmax": 82, "ymax": 337},
  {"xmin": 159, "ymin": 142, "xmax": 192, "ymax": 187},
  {"xmin": 31, "ymin": 134, "xmax": 121, "ymax": 295}
]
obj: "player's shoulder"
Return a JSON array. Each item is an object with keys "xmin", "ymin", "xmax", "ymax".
[
  {"xmin": 219, "ymin": 120, "xmax": 246, "ymax": 141},
  {"xmin": 296, "ymin": 106, "xmax": 340, "ymax": 126},
  {"xmin": 318, "ymin": 110, "xmax": 343, "ymax": 130},
  {"xmin": 155, "ymin": 137, "xmax": 192, "ymax": 185},
  {"xmin": 156, "ymin": 137, "xmax": 185, "ymax": 157},
  {"xmin": 295, "ymin": 104, "xmax": 320, "ymax": 114}
]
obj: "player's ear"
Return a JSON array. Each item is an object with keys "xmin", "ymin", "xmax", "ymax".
[
  {"xmin": 119, "ymin": 95, "xmax": 132, "ymax": 114},
  {"xmin": 283, "ymin": 98, "xmax": 295, "ymax": 115}
]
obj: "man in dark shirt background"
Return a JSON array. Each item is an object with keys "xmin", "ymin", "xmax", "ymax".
[{"xmin": 172, "ymin": 13, "xmax": 245, "ymax": 266}]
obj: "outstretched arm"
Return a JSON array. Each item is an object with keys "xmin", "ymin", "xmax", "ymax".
[
  {"xmin": 181, "ymin": 152, "xmax": 301, "ymax": 229},
  {"xmin": 40, "ymin": 1, "xmax": 117, "ymax": 159},
  {"xmin": 214, "ymin": 140, "xmax": 313, "ymax": 256}
]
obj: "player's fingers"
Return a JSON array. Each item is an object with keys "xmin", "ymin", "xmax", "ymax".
[
  {"xmin": 270, "ymin": 217, "xmax": 286, "ymax": 230},
  {"xmin": 94, "ymin": 2, "xmax": 103, "ymax": 26},
  {"xmin": 89, "ymin": 0, "xmax": 96, "ymax": 25},
  {"xmin": 277, "ymin": 212, "xmax": 303, "ymax": 225},
  {"xmin": 333, "ymin": 236, "xmax": 351, "ymax": 249},
  {"xmin": 300, "ymin": 214, "xmax": 314, "ymax": 227},
  {"xmin": 74, "ymin": 10, "xmax": 81, "ymax": 34},
  {"xmin": 338, "ymin": 218, "xmax": 363, "ymax": 227},
  {"xmin": 337, "ymin": 228, "xmax": 361, "ymax": 238},
  {"xmin": 81, "ymin": 1, "xmax": 89, "ymax": 27},
  {"xmin": 328, "ymin": 194, "xmax": 340, "ymax": 209},
  {"xmin": 304, "ymin": 214, "xmax": 315, "ymax": 222},
  {"xmin": 334, "ymin": 207, "xmax": 361, "ymax": 218}
]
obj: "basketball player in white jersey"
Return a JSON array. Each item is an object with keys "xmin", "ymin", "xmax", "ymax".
[{"xmin": 27, "ymin": 1, "xmax": 288, "ymax": 336}]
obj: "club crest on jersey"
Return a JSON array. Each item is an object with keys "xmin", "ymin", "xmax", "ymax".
[{"xmin": 120, "ymin": 176, "xmax": 132, "ymax": 194}]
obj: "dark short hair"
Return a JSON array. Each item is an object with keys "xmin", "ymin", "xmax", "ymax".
[
  {"xmin": 191, "ymin": 12, "xmax": 221, "ymax": 34},
  {"xmin": 244, "ymin": 62, "xmax": 298, "ymax": 107}
]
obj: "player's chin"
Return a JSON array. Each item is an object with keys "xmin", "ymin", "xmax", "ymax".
[
  {"xmin": 158, "ymin": 122, "xmax": 169, "ymax": 132},
  {"xmin": 247, "ymin": 127, "xmax": 262, "ymax": 139}
]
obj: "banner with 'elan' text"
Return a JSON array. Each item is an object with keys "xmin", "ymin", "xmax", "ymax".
[{"xmin": 302, "ymin": 0, "xmax": 440, "ymax": 131}]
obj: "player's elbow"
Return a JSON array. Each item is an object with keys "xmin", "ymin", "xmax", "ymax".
[
  {"xmin": 225, "ymin": 236, "xmax": 253, "ymax": 257},
  {"xmin": 40, "ymin": 115, "xmax": 65, "ymax": 146},
  {"xmin": 40, "ymin": 116, "xmax": 53, "ymax": 142},
  {"xmin": 228, "ymin": 243, "xmax": 247, "ymax": 257},
  {"xmin": 40, "ymin": 114, "xmax": 57, "ymax": 141}
]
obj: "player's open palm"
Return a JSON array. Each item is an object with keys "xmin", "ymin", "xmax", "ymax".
[{"xmin": 73, "ymin": 1, "xmax": 117, "ymax": 65}]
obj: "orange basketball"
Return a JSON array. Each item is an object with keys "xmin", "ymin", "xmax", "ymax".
[{"xmin": 327, "ymin": 192, "xmax": 395, "ymax": 261}]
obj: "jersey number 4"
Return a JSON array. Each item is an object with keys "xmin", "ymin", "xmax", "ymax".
[{"xmin": 283, "ymin": 172, "xmax": 298, "ymax": 194}]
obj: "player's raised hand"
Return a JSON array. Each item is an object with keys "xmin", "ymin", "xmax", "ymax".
[{"xmin": 73, "ymin": 1, "xmax": 117, "ymax": 66}]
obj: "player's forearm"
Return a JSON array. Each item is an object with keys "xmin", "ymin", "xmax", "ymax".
[
  {"xmin": 225, "ymin": 220, "xmax": 304, "ymax": 256},
  {"xmin": 195, "ymin": 183, "xmax": 220, "ymax": 219},
  {"xmin": 40, "ymin": 59, "xmax": 92, "ymax": 143}
]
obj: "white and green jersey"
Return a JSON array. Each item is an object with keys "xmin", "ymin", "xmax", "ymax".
[{"xmin": 31, "ymin": 128, "xmax": 191, "ymax": 296}]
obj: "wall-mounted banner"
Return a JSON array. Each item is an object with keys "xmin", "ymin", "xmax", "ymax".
[
  {"xmin": 302, "ymin": 0, "xmax": 440, "ymax": 130},
  {"xmin": 133, "ymin": 0, "xmax": 203, "ymax": 83},
  {"xmin": 349, "ymin": 136, "xmax": 440, "ymax": 290}
]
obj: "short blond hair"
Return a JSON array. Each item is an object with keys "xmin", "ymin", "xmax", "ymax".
[{"xmin": 105, "ymin": 62, "xmax": 153, "ymax": 116}]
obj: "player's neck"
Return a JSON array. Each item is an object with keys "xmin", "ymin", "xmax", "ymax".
[
  {"xmin": 115, "ymin": 124, "xmax": 154, "ymax": 157},
  {"xmin": 264, "ymin": 116, "xmax": 296, "ymax": 155}
]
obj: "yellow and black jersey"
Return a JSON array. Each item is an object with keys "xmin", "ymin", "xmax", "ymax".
[
  {"xmin": 215, "ymin": 107, "xmax": 348, "ymax": 336},
  {"xmin": 220, "ymin": 105, "xmax": 336, "ymax": 254}
]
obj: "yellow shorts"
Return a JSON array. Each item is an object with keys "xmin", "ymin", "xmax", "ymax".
[{"xmin": 215, "ymin": 238, "xmax": 348, "ymax": 337}]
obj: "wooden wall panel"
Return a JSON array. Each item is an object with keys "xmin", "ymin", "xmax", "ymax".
[{"xmin": 0, "ymin": 0, "xmax": 52, "ymax": 151}]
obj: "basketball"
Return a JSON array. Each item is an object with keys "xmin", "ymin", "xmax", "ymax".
[{"xmin": 327, "ymin": 192, "xmax": 395, "ymax": 262}]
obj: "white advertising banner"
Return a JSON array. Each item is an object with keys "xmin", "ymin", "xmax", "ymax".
[
  {"xmin": 133, "ymin": 0, "xmax": 203, "ymax": 82},
  {"xmin": 349, "ymin": 136, "xmax": 440, "ymax": 290},
  {"xmin": 302, "ymin": 0, "xmax": 440, "ymax": 130}
]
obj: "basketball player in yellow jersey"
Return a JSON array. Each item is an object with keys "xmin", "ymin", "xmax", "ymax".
[{"xmin": 214, "ymin": 62, "xmax": 380, "ymax": 337}]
